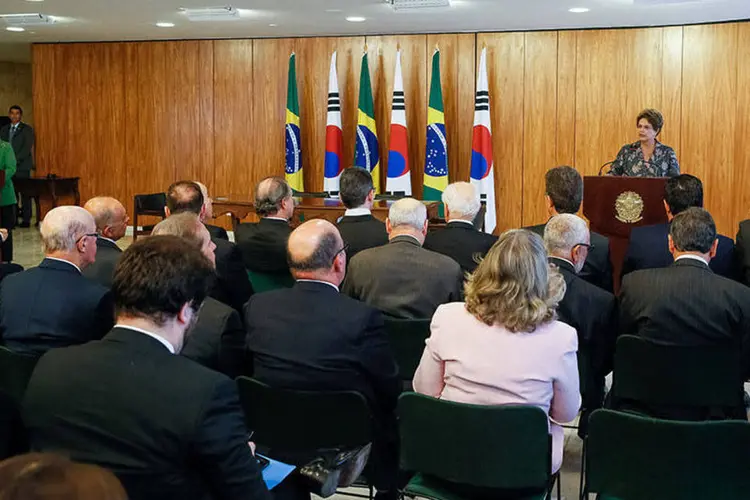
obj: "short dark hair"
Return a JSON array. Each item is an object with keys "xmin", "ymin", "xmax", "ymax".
[
  {"xmin": 665, "ymin": 174, "xmax": 703, "ymax": 216},
  {"xmin": 255, "ymin": 177, "xmax": 292, "ymax": 216},
  {"xmin": 8, "ymin": 105, "xmax": 22, "ymax": 116},
  {"xmin": 545, "ymin": 166, "xmax": 583, "ymax": 214},
  {"xmin": 112, "ymin": 235, "xmax": 214, "ymax": 326},
  {"xmin": 339, "ymin": 168, "xmax": 374, "ymax": 209},
  {"xmin": 287, "ymin": 231, "xmax": 340, "ymax": 271},
  {"xmin": 670, "ymin": 207, "xmax": 716, "ymax": 254},
  {"xmin": 637, "ymin": 108, "xmax": 664, "ymax": 135},
  {"xmin": 166, "ymin": 181, "xmax": 204, "ymax": 215}
]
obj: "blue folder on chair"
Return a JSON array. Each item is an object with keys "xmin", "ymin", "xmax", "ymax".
[{"xmin": 260, "ymin": 454, "xmax": 296, "ymax": 490}]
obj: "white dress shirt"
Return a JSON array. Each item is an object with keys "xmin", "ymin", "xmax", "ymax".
[
  {"xmin": 296, "ymin": 279, "xmax": 339, "ymax": 292},
  {"xmin": 44, "ymin": 257, "xmax": 82, "ymax": 274},
  {"xmin": 675, "ymin": 254, "xmax": 709, "ymax": 266},
  {"xmin": 344, "ymin": 207, "xmax": 372, "ymax": 217},
  {"xmin": 115, "ymin": 324, "xmax": 176, "ymax": 354}
]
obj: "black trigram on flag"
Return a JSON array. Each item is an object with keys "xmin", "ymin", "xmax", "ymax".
[
  {"xmin": 327, "ymin": 92, "xmax": 340, "ymax": 112},
  {"xmin": 392, "ymin": 90, "xmax": 405, "ymax": 111},
  {"xmin": 475, "ymin": 90, "xmax": 489, "ymax": 112}
]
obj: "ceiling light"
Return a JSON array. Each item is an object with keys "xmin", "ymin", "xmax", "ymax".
[
  {"xmin": 180, "ymin": 6, "xmax": 240, "ymax": 22},
  {"xmin": 155, "ymin": 22, "xmax": 175, "ymax": 27},
  {"xmin": 569, "ymin": 7, "xmax": 590, "ymax": 13},
  {"xmin": 268, "ymin": 23, "xmax": 278, "ymax": 27},
  {"xmin": 6, "ymin": 26, "xmax": 25, "ymax": 32},
  {"xmin": 0, "ymin": 13, "xmax": 55, "ymax": 26},
  {"xmin": 386, "ymin": 0, "xmax": 451, "ymax": 10},
  {"xmin": 25, "ymin": 0, "xmax": 45, "ymax": 2},
  {"xmin": 346, "ymin": 16, "xmax": 366, "ymax": 22}
]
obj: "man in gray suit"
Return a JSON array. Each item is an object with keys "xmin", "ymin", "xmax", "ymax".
[
  {"xmin": 0, "ymin": 106, "xmax": 35, "ymax": 227},
  {"xmin": 343, "ymin": 198, "xmax": 463, "ymax": 319},
  {"xmin": 82, "ymin": 197, "xmax": 129, "ymax": 288}
]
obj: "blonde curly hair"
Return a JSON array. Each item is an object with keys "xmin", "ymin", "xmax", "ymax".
[{"xmin": 465, "ymin": 229, "xmax": 566, "ymax": 332}]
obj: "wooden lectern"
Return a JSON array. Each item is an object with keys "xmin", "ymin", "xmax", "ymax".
[{"xmin": 583, "ymin": 176, "xmax": 668, "ymax": 292}]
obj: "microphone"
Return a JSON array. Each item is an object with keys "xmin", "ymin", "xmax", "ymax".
[{"xmin": 598, "ymin": 161, "xmax": 616, "ymax": 176}]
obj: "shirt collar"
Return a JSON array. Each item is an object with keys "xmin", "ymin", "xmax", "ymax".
[
  {"xmin": 390, "ymin": 234, "xmax": 422, "ymax": 246},
  {"xmin": 344, "ymin": 207, "xmax": 371, "ymax": 217},
  {"xmin": 296, "ymin": 279, "xmax": 339, "ymax": 292},
  {"xmin": 263, "ymin": 216, "xmax": 288, "ymax": 222},
  {"xmin": 550, "ymin": 256, "xmax": 576, "ymax": 268},
  {"xmin": 447, "ymin": 219, "xmax": 474, "ymax": 226},
  {"xmin": 114, "ymin": 324, "xmax": 176, "ymax": 354},
  {"xmin": 45, "ymin": 257, "xmax": 82, "ymax": 274},
  {"xmin": 675, "ymin": 254, "xmax": 709, "ymax": 266},
  {"xmin": 98, "ymin": 236, "xmax": 118, "ymax": 246}
]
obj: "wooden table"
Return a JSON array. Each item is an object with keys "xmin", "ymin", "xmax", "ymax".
[
  {"xmin": 14, "ymin": 176, "xmax": 81, "ymax": 224},
  {"xmin": 213, "ymin": 198, "xmax": 440, "ymax": 232}
]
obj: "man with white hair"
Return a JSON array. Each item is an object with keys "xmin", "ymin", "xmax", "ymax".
[
  {"xmin": 343, "ymin": 198, "xmax": 463, "ymax": 319},
  {"xmin": 544, "ymin": 214, "xmax": 616, "ymax": 434},
  {"xmin": 82, "ymin": 196, "xmax": 129, "ymax": 287},
  {"xmin": 0, "ymin": 206, "xmax": 114, "ymax": 356},
  {"xmin": 194, "ymin": 181, "xmax": 229, "ymax": 241},
  {"xmin": 424, "ymin": 182, "xmax": 497, "ymax": 273}
]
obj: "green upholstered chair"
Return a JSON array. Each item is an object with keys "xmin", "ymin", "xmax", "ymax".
[
  {"xmin": 382, "ymin": 317, "xmax": 431, "ymax": 388},
  {"xmin": 247, "ymin": 270, "xmax": 295, "ymax": 294}
]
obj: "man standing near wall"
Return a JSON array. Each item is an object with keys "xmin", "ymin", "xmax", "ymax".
[{"xmin": 0, "ymin": 106, "xmax": 34, "ymax": 227}]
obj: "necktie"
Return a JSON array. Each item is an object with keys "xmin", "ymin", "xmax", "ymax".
[{"xmin": 8, "ymin": 125, "xmax": 16, "ymax": 146}]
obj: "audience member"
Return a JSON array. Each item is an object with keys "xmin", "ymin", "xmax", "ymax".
[
  {"xmin": 0, "ymin": 453, "xmax": 127, "ymax": 500},
  {"xmin": 23, "ymin": 235, "xmax": 271, "ymax": 500},
  {"xmin": 195, "ymin": 181, "xmax": 229, "ymax": 240},
  {"xmin": 343, "ymin": 198, "xmax": 462, "ymax": 319},
  {"xmin": 424, "ymin": 182, "xmax": 496, "ymax": 273},
  {"xmin": 245, "ymin": 219, "xmax": 400, "ymax": 500},
  {"xmin": 413, "ymin": 229, "xmax": 579, "ymax": 473},
  {"xmin": 166, "ymin": 180, "xmax": 253, "ymax": 313},
  {"xmin": 545, "ymin": 214, "xmax": 616, "ymax": 433},
  {"xmin": 0, "ymin": 206, "xmax": 113, "ymax": 356},
  {"xmin": 337, "ymin": 167, "xmax": 388, "ymax": 258},
  {"xmin": 0, "ymin": 105, "xmax": 34, "ymax": 228},
  {"xmin": 153, "ymin": 213, "xmax": 245, "ymax": 378},
  {"xmin": 736, "ymin": 218, "xmax": 750, "ymax": 286},
  {"xmin": 235, "ymin": 176, "xmax": 294, "ymax": 275},
  {"xmin": 619, "ymin": 207, "xmax": 750, "ymax": 419},
  {"xmin": 622, "ymin": 174, "xmax": 736, "ymax": 278},
  {"xmin": 82, "ymin": 196, "xmax": 129, "ymax": 288},
  {"xmin": 525, "ymin": 166, "xmax": 613, "ymax": 291}
]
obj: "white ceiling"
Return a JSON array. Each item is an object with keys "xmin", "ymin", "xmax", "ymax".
[{"xmin": 0, "ymin": 0, "xmax": 749, "ymax": 62}]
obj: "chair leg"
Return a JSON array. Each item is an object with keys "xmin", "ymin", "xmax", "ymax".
[
  {"xmin": 579, "ymin": 438, "xmax": 587, "ymax": 500},
  {"xmin": 557, "ymin": 470, "xmax": 562, "ymax": 500}
]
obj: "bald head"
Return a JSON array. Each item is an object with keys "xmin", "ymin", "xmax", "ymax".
[
  {"xmin": 194, "ymin": 181, "xmax": 214, "ymax": 220},
  {"xmin": 41, "ymin": 206, "xmax": 96, "ymax": 254},
  {"xmin": 166, "ymin": 181, "xmax": 204, "ymax": 219},
  {"xmin": 287, "ymin": 220, "xmax": 346, "ymax": 284},
  {"xmin": 255, "ymin": 176, "xmax": 293, "ymax": 219},
  {"xmin": 84, "ymin": 196, "xmax": 128, "ymax": 241}
]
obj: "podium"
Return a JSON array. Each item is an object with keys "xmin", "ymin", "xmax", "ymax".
[{"xmin": 583, "ymin": 176, "xmax": 668, "ymax": 291}]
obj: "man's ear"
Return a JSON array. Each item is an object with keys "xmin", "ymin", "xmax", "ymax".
[
  {"xmin": 663, "ymin": 200, "xmax": 672, "ymax": 219},
  {"xmin": 709, "ymin": 239, "xmax": 719, "ymax": 259},
  {"xmin": 385, "ymin": 218, "xmax": 393, "ymax": 234},
  {"xmin": 164, "ymin": 207, "xmax": 171, "ymax": 218},
  {"xmin": 668, "ymin": 234, "xmax": 676, "ymax": 255},
  {"xmin": 422, "ymin": 220, "xmax": 429, "ymax": 236},
  {"xmin": 177, "ymin": 302, "xmax": 194, "ymax": 326}
]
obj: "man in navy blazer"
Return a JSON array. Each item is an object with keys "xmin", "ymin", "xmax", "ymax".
[
  {"xmin": 0, "ymin": 206, "xmax": 113, "ymax": 356},
  {"xmin": 622, "ymin": 174, "xmax": 736, "ymax": 279}
]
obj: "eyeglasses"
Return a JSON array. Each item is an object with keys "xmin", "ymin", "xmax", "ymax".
[
  {"xmin": 332, "ymin": 244, "xmax": 349, "ymax": 264},
  {"xmin": 574, "ymin": 243, "xmax": 595, "ymax": 251},
  {"xmin": 77, "ymin": 233, "xmax": 98, "ymax": 245}
]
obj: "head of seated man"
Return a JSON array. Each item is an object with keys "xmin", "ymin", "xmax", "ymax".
[
  {"xmin": 287, "ymin": 219, "xmax": 347, "ymax": 287},
  {"xmin": 545, "ymin": 214, "xmax": 591, "ymax": 274},
  {"xmin": 165, "ymin": 180, "xmax": 205, "ymax": 220},
  {"xmin": 40, "ymin": 206, "xmax": 99, "ymax": 271},
  {"xmin": 544, "ymin": 166, "xmax": 583, "ymax": 216},
  {"xmin": 663, "ymin": 174, "xmax": 703, "ymax": 221},
  {"xmin": 339, "ymin": 167, "xmax": 375, "ymax": 211},
  {"xmin": 84, "ymin": 197, "xmax": 129, "ymax": 243},
  {"xmin": 152, "ymin": 213, "xmax": 217, "ymax": 269},
  {"xmin": 442, "ymin": 182, "xmax": 481, "ymax": 224},
  {"xmin": 668, "ymin": 207, "xmax": 718, "ymax": 264},
  {"xmin": 255, "ymin": 176, "xmax": 294, "ymax": 221},
  {"xmin": 386, "ymin": 198, "xmax": 428, "ymax": 245}
]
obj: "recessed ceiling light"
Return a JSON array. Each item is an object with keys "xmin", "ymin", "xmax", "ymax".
[
  {"xmin": 268, "ymin": 23, "xmax": 278, "ymax": 27},
  {"xmin": 569, "ymin": 7, "xmax": 590, "ymax": 13},
  {"xmin": 155, "ymin": 22, "xmax": 175, "ymax": 28},
  {"xmin": 25, "ymin": 0, "xmax": 45, "ymax": 2},
  {"xmin": 346, "ymin": 16, "xmax": 366, "ymax": 22},
  {"xmin": 326, "ymin": 9, "xmax": 343, "ymax": 13},
  {"xmin": 6, "ymin": 26, "xmax": 26, "ymax": 32}
]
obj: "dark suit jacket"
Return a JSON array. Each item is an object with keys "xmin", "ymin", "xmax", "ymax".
[
  {"xmin": 235, "ymin": 218, "xmax": 292, "ymax": 274},
  {"xmin": 206, "ymin": 224, "xmax": 229, "ymax": 241},
  {"xmin": 211, "ymin": 237, "xmax": 253, "ymax": 313},
  {"xmin": 0, "ymin": 259, "xmax": 114, "ymax": 356},
  {"xmin": 527, "ymin": 222, "xmax": 613, "ymax": 292},
  {"xmin": 245, "ymin": 281, "xmax": 400, "ymax": 416},
  {"xmin": 0, "ymin": 122, "xmax": 34, "ymax": 172},
  {"xmin": 337, "ymin": 214, "xmax": 388, "ymax": 259},
  {"xmin": 623, "ymin": 222, "xmax": 736, "ymax": 279},
  {"xmin": 22, "ymin": 327, "xmax": 270, "ymax": 500},
  {"xmin": 735, "ymin": 219, "xmax": 750, "ymax": 286},
  {"xmin": 82, "ymin": 237, "xmax": 123, "ymax": 288},
  {"xmin": 424, "ymin": 221, "xmax": 497, "ymax": 274},
  {"xmin": 182, "ymin": 297, "xmax": 245, "ymax": 379},
  {"xmin": 342, "ymin": 236, "xmax": 463, "ymax": 319}
]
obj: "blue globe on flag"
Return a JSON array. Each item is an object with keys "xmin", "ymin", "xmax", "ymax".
[
  {"xmin": 285, "ymin": 123, "xmax": 301, "ymax": 175},
  {"xmin": 354, "ymin": 125, "xmax": 379, "ymax": 171},
  {"xmin": 425, "ymin": 123, "xmax": 447, "ymax": 178}
]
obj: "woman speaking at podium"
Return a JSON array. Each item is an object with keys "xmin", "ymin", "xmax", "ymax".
[{"xmin": 608, "ymin": 108, "xmax": 680, "ymax": 177}]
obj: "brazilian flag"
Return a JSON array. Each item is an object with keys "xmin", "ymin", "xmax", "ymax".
[
  {"xmin": 354, "ymin": 53, "xmax": 380, "ymax": 194},
  {"xmin": 423, "ymin": 49, "xmax": 448, "ymax": 216},
  {"xmin": 285, "ymin": 53, "xmax": 304, "ymax": 192}
]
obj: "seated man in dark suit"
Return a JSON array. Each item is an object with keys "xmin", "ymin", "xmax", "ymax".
[
  {"xmin": 0, "ymin": 206, "xmax": 113, "ymax": 356},
  {"xmin": 23, "ymin": 235, "xmax": 271, "ymax": 500},
  {"xmin": 736, "ymin": 219, "xmax": 750, "ymax": 286},
  {"xmin": 544, "ymin": 214, "xmax": 617, "ymax": 433},
  {"xmin": 424, "ymin": 182, "xmax": 496, "ymax": 274},
  {"xmin": 525, "ymin": 166, "xmax": 613, "ymax": 292},
  {"xmin": 82, "ymin": 196, "xmax": 129, "ymax": 288},
  {"xmin": 343, "ymin": 198, "xmax": 463, "ymax": 319},
  {"xmin": 246, "ymin": 219, "xmax": 400, "ymax": 500},
  {"xmin": 166, "ymin": 180, "xmax": 253, "ymax": 313},
  {"xmin": 235, "ymin": 176, "xmax": 294, "ymax": 277},
  {"xmin": 153, "ymin": 213, "xmax": 245, "ymax": 378},
  {"xmin": 623, "ymin": 174, "xmax": 736, "ymax": 279},
  {"xmin": 337, "ymin": 167, "xmax": 388, "ymax": 258},
  {"xmin": 619, "ymin": 208, "xmax": 750, "ymax": 420}
]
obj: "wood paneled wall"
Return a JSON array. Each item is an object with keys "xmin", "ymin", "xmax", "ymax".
[
  {"xmin": 0, "ymin": 62, "xmax": 33, "ymax": 125},
  {"xmin": 31, "ymin": 21, "xmax": 750, "ymax": 235}
]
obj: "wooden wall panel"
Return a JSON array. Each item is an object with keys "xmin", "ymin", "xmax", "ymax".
[
  {"xmin": 661, "ymin": 27, "xmax": 683, "ymax": 155},
  {"xmin": 0, "ymin": 62, "xmax": 34, "ymax": 126},
  {"xmin": 556, "ymin": 31, "xmax": 577, "ymax": 167},
  {"xmin": 31, "ymin": 45, "xmax": 60, "ymax": 178},
  {"xmin": 733, "ymin": 23, "xmax": 750, "ymax": 226}
]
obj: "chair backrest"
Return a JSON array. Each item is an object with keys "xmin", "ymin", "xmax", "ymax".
[
  {"xmin": 246, "ymin": 270, "xmax": 295, "ymax": 293},
  {"xmin": 292, "ymin": 190, "xmax": 330, "ymax": 199},
  {"xmin": 236, "ymin": 377, "xmax": 372, "ymax": 451},
  {"xmin": 383, "ymin": 318, "xmax": 431, "ymax": 382},
  {"xmin": 134, "ymin": 192, "xmax": 167, "ymax": 214},
  {"xmin": 398, "ymin": 393, "xmax": 551, "ymax": 491},
  {"xmin": 0, "ymin": 346, "xmax": 39, "ymax": 403},
  {"xmin": 587, "ymin": 409, "xmax": 750, "ymax": 499},
  {"xmin": 612, "ymin": 335, "xmax": 743, "ymax": 408}
]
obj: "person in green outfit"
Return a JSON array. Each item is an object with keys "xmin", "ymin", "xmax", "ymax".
[{"xmin": 0, "ymin": 139, "xmax": 17, "ymax": 262}]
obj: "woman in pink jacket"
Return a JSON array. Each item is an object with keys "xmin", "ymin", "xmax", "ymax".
[{"xmin": 413, "ymin": 229, "xmax": 580, "ymax": 473}]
